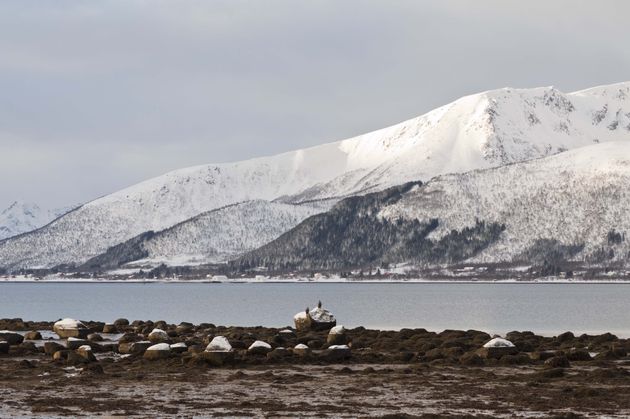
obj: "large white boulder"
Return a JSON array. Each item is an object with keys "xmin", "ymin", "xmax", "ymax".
[
  {"xmin": 205, "ymin": 336, "xmax": 232, "ymax": 352},
  {"xmin": 53, "ymin": 318, "xmax": 89, "ymax": 338}
]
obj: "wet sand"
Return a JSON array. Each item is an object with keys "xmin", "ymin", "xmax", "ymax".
[{"xmin": 2, "ymin": 319, "xmax": 630, "ymax": 417}]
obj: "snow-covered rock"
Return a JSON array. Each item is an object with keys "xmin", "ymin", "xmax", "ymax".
[
  {"xmin": 76, "ymin": 345, "xmax": 96, "ymax": 362},
  {"xmin": 477, "ymin": 337, "xmax": 518, "ymax": 359},
  {"xmin": 329, "ymin": 325, "xmax": 346, "ymax": 335},
  {"xmin": 247, "ymin": 340, "xmax": 272, "ymax": 355},
  {"xmin": 148, "ymin": 328, "xmax": 169, "ymax": 343},
  {"xmin": 53, "ymin": 318, "xmax": 89, "ymax": 339},
  {"xmin": 170, "ymin": 342, "xmax": 188, "ymax": 353},
  {"xmin": 294, "ymin": 304, "xmax": 337, "ymax": 331},
  {"xmin": 328, "ymin": 344, "xmax": 350, "ymax": 350},
  {"xmin": 327, "ymin": 325, "xmax": 348, "ymax": 345},
  {"xmin": 143, "ymin": 342, "xmax": 171, "ymax": 360},
  {"xmin": 483, "ymin": 338, "xmax": 515, "ymax": 348},
  {"xmin": 293, "ymin": 343, "xmax": 311, "ymax": 357},
  {"xmin": 308, "ymin": 306, "xmax": 336, "ymax": 328},
  {"xmin": 205, "ymin": 336, "xmax": 232, "ymax": 352},
  {"xmin": 3, "ymin": 82, "xmax": 630, "ymax": 270}
]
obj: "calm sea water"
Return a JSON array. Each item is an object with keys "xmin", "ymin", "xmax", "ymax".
[{"xmin": 1, "ymin": 282, "xmax": 630, "ymax": 337}]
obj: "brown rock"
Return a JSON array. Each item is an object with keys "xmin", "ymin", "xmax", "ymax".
[
  {"xmin": 0, "ymin": 331, "xmax": 24, "ymax": 345},
  {"xmin": 198, "ymin": 351, "xmax": 235, "ymax": 366},
  {"xmin": 102, "ymin": 323, "xmax": 118, "ymax": 334},
  {"xmin": 76, "ymin": 346, "xmax": 97, "ymax": 362},
  {"xmin": 67, "ymin": 338, "xmax": 90, "ymax": 350},
  {"xmin": 24, "ymin": 331, "xmax": 42, "ymax": 340},
  {"xmin": 545, "ymin": 355, "xmax": 570, "ymax": 368},
  {"xmin": 476, "ymin": 346, "xmax": 518, "ymax": 359},
  {"xmin": 44, "ymin": 341, "xmax": 65, "ymax": 355}
]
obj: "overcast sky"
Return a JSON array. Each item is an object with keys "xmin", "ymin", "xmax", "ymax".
[{"xmin": 1, "ymin": 0, "xmax": 629, "ymax": 210}]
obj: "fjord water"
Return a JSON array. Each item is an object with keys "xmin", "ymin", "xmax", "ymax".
[{"xmin": 1, "ymin": 282, "xmax": 630, "ymax": 337}]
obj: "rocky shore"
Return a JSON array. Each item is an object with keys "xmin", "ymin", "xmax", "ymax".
[{"xmin": 2, "ymin": 316, "xmax": 630, "ymax": 417}]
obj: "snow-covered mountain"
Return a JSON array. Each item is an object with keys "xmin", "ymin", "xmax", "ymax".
[
  {"xmin": 0, "ymin": 201, "xmax": 74, "ymax": 240},
  {"xmin": 1, "ymin": 82, "xmax": 629, "ymax": 270},
  {"xmin": 239, "ymin": 141, "xmax": 630, "ymax": 270},
  {"xmin": 379, "ymin": 140, "xmax": 630, "ymax": 265},
  {"xmin": 81, "ymin": 200, "xmax": 326, "ymax": 269}
]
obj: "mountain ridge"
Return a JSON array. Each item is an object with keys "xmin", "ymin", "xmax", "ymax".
[{"xmin": 1, "ymin": 81, "xmax": 630, "ymax": 271}]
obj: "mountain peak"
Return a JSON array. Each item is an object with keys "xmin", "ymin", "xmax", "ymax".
[{"xmin": 2, "ymin": 82, "xmax": 630, "ymax": 270}]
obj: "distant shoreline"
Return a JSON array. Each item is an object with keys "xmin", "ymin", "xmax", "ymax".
[{"xmin": 2, "ymin": 276, "xmax": 630, "ymax": 284}]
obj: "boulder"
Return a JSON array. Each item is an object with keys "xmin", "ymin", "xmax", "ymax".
[
  {"xmin": 198, "ymin": 350, "xmax": 234, "ymax": 366},
  {"xmin": 477, "ymin": 337, "xmax": 518, "ymax": 359},
  {"xmin": 102, "ymin": 323, "xmax": 118, "ymax": 334},
  {"xmin": 459, "ymin": 352, "xmax": 484, "ymax": 366},
  {"xmin": 53, "ymin": 318, "xmax": 89, "ymax": 339},
  {"xmin": 170, "ymin": 342, "xmax": 188, "ymax": 354},
  {"xmin": 119, "ymin": 333, "xmax": 142, "ymax": 343},
  {"xmin": 113, "ymin": 318, "xmax": 129, "ymax": 327},
  {"xmin": 322, "ymin": 344, "xmax": 351, "ymax": 361},
  {"xmin": 567, "ymin": 349, "xmax": 592, "ymax": 361},
  {"xmin": 65, "ymin": 351, "xmax": 91, "ymax": 366},
  {"xmin": 18, "ymin": 342, "xmax": 39, "ymax": 354},
  {"xmin": 201, "ymin": 336, "xmax": 234, "ymax": 366},
  {"xmin": 294, "ymin": 302, "xmax": 336, "ymax": 332},
  {"xmin": 205, "ymin": 336, "xmax": 232, "ymax": 352},
  {"xmin": 0, "ymin": 331, "xmax": 24, "ymax": 345},
  {"xmin": 293, "ymin": 311, "xmax": 312, "ymax": 332},
  {"xmin": 44, "ymin": 341, "xmax": 65, "ymax": 355},
  {"xmin": 87, "ymin": 333, "xmax": 104, "ymax": 342},
  {"xmin": 148, "ymin": 328, "xmax": 169, "ymax": 343},
  {"xmin": 76, "ymin": 345, "xmax": 96, "ymax": 362},
  {"xmin": 327, "ymin": 325, "xmax": 348, "ymax": 346},
  {"xmin": 248, "ymin": 340, "xmax": 272, "ymax": 355},
  {"xmin": 67, "ymin": 337, "xmax": 90, "ymax": 350},
  {"xmin": 176, "ymin": 322, "xmax": 194, "ymax": 334},
  {"xmin": 545, "ymin": 355, "xmax": 571, "ymax": 368},
  {"xmin": 267, "ymin": 347, "xmax": 290, "ymax": 361},
  {"xmin": 0, "ymin": 341, "xmax": 9, "ymax": 354},
  {"xmin": 187, "ymin": 345, "xmax": 204, "ymax": 354},
  {"xmin": 52, "ymin": 349, "xmax": 70, "ymax": 361},
  {"xmin": 143, "ymin": 343, "xmax": 171, "ymax": 360},
  {"xmin": 24, "ymin": 331, "xmax": 42, "ymax": 340},
  {"xmin": 293, "ymin": 343, "xmax": 311, "ymax": 357}
]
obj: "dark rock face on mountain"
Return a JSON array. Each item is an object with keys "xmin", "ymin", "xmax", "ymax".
[{"xmin": 234, "ymin": 181, "xmax": 505, "ymax": 271}]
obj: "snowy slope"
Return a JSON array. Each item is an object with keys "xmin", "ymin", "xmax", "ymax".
[
  {"xmin": 379, "ymin": 141, "xmax": 630, "ymax": 264},
  {"xmin": 137, "ymin": 200, "xmax": 325, "ymax": 266},
  {"xmin": 1, "ymin": 82, "xmax": 630, "ymax": 270},
  {"xmin": 0, "ymin": 201, "xmax": 74, "ymax": 240}
]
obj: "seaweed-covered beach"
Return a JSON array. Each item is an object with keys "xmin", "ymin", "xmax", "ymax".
[{"xmin": 2, "ymin": 318, "xmax": 630, "ymax": 417}]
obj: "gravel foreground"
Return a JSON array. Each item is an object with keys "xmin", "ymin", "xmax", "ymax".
[{"xmin": 2, "ymin": 318, "xmax": 630, "ymax": 417}]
